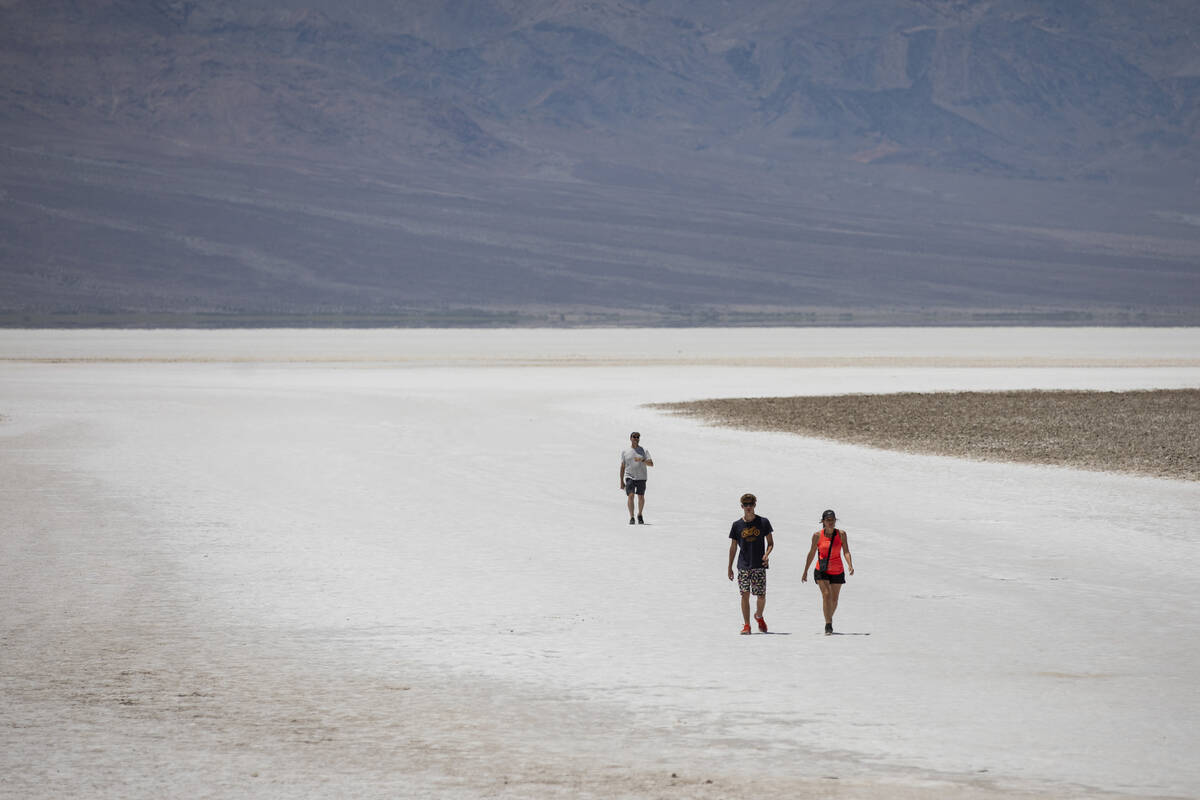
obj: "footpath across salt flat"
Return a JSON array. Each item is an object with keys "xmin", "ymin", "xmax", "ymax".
[{"xmin": 1, "ymin": 328, "xmax": 1198, "ymax": 799}]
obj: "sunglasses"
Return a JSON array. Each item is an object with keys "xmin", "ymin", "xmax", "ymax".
[{"xmin": 741, "ymin": 502, "xmax": 755, "ymax": 508}]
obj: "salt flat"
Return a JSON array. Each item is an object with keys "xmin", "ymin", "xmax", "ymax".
[{"xmin": 2, "ymin": 328, "xmax": 1198, "ymax": 799}]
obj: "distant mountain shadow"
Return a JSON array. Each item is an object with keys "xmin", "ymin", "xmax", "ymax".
[{"xmin": 0, "ymin": 0, "xmax": 1197, "ymax": 321}]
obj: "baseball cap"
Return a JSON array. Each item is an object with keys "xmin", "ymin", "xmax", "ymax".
[{"xmin": 821, "ymin": 509, "xmax": 836, "ymax": 521}]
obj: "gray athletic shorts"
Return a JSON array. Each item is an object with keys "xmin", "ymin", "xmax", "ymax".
[{"xmin": 624, "ymin": 478, "xmax": 647, "ymax": 496}]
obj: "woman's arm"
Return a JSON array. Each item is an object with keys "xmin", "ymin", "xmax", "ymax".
[
  {"xmin": 801, "ymin": 533, "xmax": 819, "ymax": 581},
  {"xmin": 841, "ymin": 532, "xmax": 854, "ymax": 575}
]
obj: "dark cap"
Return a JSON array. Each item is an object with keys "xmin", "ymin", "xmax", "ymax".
[
  {"xmin": 821, "ymin": 509, "xmax": 836, "ymax": 521},
  {"xmin": 630, "ymin": 431, "xmax": 640, "ymax": 438}
]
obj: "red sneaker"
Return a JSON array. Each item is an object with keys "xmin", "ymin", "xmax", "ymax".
[
  {"xmin": 740, "ymin": 623, "xmax": 752, "ymax": 635},
  {"xmin": 755, "ymin": 616, "xmax": 768, "ymax": 633}
]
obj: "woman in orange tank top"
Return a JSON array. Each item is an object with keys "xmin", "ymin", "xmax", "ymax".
[{"xmin": 802, "ymin": 509, "xmax": 855, "ymax": 635}]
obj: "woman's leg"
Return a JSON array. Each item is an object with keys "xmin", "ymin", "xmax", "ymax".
[
  {"xmin": 828, "ymin": 582, "xmax": 843, "ymax": 621},
  {"xmin": 817, "ymin": 580, "xmax": 832, "ymax": 623}
]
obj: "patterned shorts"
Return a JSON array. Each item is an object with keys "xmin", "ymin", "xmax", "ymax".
[{"xmin": 737, "ymin": 568, "xmax": 767, "ymax": 596}]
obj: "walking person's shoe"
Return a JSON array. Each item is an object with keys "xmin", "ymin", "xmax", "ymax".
[
  {"xmin": 629, "ymin": 517, "xmax": 636, "ymax": 525},
  {"xmin": 824, "ymin": 622, "xmax": 834, "ymax": 636},
  {"xmin": 740, "ymin": 623, "xmax": 752, "ymax": 635},
  {"xmin": 637, "ymin": 514, "xmax": 644, "ymax": 524},
  {"xmin": 755, "ymin": 615, "xmax": 768, "ymax": 633}
]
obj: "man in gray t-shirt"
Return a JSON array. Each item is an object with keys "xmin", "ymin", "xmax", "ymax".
[{"xmin": 618, "ymin": 431, "xmax": 654, "ymax": 525}]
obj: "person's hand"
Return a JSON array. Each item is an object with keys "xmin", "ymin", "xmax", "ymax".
[
  {"xmin": 801, "ymin": 571, "xmax": 808, "ymax": 583},
  {"xmin": 761, "ymin": 556, "xmax": 769, "ymax": 568},
  {"xmin": 727, "ymin": 568, "xmax": 734, "ymax": 581},
  {"xmin": 849, "ymin": 567, "xmax": 855, "ymax": 576}
]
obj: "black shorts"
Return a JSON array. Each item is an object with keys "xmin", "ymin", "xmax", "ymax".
[
  {"xmin": 814, "ymin": 569, "xmax": 846, "ymax": 584},
  {"xmin": 624, "ymin": 478, "xmax": 647, "ymax": 496}
]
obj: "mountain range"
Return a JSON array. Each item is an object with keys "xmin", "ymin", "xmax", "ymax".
[{"xmin": 2, "ymin": 0, "xmax": 1199, "ymax": 324}]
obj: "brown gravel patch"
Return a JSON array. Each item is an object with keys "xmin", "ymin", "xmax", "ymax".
[{"xmin": 653, "ymin": 389, "xmax": 1200, "ymax": 481}]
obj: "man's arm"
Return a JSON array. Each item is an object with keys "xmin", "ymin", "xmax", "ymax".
[
  {"xmin": 643, "ymin": 452, "xmax": 654, "ymax": 467},
  {"xmin": 727, "ymin": 539, "xmax": 738, "ymax": 581},
  {"xmin": 618, "ymin": 458, "xmax": 626, "ymax": 489},
  {"xmin": 762, "ymin": 533, "xmax": 774, "ymax": 567}
]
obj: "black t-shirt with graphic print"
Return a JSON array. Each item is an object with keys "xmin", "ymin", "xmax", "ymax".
[{"xmin": 729, "ymin": 515, "xmax": 774, "ymax": 570}]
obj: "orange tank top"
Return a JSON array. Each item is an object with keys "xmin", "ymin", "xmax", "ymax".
[{"xmin": 818, "ymin": 529, "xmax": 844, "ymax": 574}]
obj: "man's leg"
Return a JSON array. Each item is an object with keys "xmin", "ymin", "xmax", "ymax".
[
  {"xmin": 740, "ymin": 592, "xmax": 751, "ymax": 625},
  {"xmin": 637, "ymin": 491, "xmax": 646, "ymax": 515},
  {"xmin": 751, "ymin": 570, "xmax": 767, "ymax": 622},
  {"xmin": 626, "ymin": 488, "xmax": 635, "ymax": 518}
]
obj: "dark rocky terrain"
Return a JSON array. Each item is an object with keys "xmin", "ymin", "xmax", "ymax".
[
  {"xmin": 655, "ymin": 389, "xmax": 1200, "ymax": 480},
  {"xmin": 2, "ymin": 1, "xmax": 1198, "ymax": 323}
]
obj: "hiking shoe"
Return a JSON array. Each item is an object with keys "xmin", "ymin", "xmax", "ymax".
[
  {"xmin": 756, "ymin": 616, "xmax": 768, "ymax": 633},
  {"xmin": 637, "ymin": 515, "xmax": 644, "ymax": 524},
  {"xmin": 629, "ymin": 517, "xmax": 636, "ymax": 525},
  {"xmin": 740, "ymin": 623, "xmax": 752, "ymax": 635},
  {"xmin": 824, "ymin": 623, "xmax": 833, "ymax": 635}
]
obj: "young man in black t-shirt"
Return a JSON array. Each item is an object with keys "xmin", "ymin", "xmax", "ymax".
[{"xmin": 727, "ymin": 492, "xmax": 775, "ymax": 634}]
